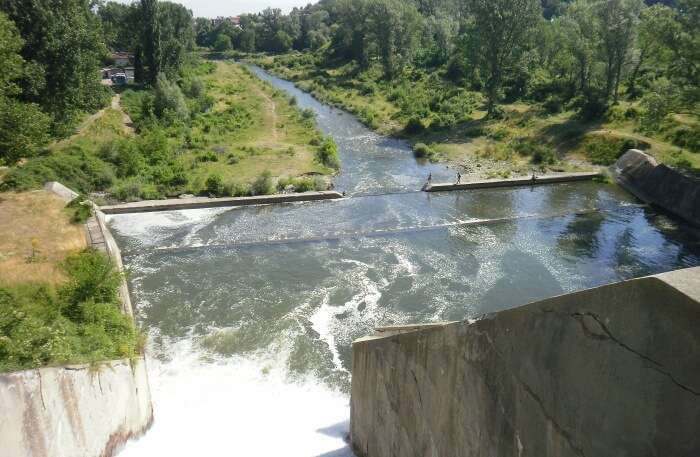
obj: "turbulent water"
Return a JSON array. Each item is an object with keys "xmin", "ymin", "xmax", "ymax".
[{"xmin": 114, "ymin": 65, "xmax": 700, "ymax": 457}]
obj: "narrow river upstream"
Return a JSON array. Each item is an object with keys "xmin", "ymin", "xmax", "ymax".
[{"xmin": 113, "ymin": 65, "xmax": 700, "ymax": 456}]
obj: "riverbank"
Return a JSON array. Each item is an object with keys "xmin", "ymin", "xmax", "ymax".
[{"xmin": 249, "ymin": 52, "xmax": 699, "ymax": 181}]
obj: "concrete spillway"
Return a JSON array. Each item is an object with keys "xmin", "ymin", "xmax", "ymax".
[{"xmin": 350, "ymin": 267, "xmax": 700, "ymax": 457}]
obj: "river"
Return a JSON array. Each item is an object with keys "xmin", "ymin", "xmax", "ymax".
[{"xmin": 113, "ymin": 65, "xmax": 700, "ymax": 456}]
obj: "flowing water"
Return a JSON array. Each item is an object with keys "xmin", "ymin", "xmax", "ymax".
[{"xmin": 114, "ymin": 65, "xmax": 700, "ymax": 456}]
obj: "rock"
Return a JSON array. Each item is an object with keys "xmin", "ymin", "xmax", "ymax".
[{"xmin": 178, "ymin": 194, "xmax": 195, "ymax": 199}]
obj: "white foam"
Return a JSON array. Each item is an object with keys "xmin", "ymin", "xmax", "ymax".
[{"xmin": 118, "ymin": 338, "xmax": 354, "ymax": 457}]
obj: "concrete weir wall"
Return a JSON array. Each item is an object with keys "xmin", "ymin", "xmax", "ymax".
[
  {"xmin": 615, "ymin": 149, "xmax": 700, "ymax": 226},
  {"xmin": 351, "ymin": 267, "xmax": 700, "ymax": 457},
  {"xmin": 1, "ymin": 182, "xmax": 153, "ymax": 457},
  {"xmin": 0, "ymin": 359, "xmax": 152, "ymax": 457}
]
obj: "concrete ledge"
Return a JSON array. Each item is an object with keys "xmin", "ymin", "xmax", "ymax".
[
  {"xmin": 100, "ymin": 191, "xmax": 345, "ymax": 214},
  {"xmin": 423, "ymin": 172, "xmax": 601, "ymax": 192}
]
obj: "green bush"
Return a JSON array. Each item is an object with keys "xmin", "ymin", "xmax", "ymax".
[
  {"xmin": 404, "ymin": 117, "xmax": 425, "ymax": 134},
  {"xmin": 316, "ymin": 137, "xmax": 341, "ymax": 169},
  {"xmin": 668, "ymin": 125, "xmax": 700, "ymax": 153},
  {"xmin": 413, "ymin": 143, "xmax": 435, "ymax": 160},
  {"xmin": 251, "ymin": 170, "xmax": 275, "ymax": 196},
  {"xmin": 582, "ymin": 135, "xmax": 647, "ymax": 165},
  {"xmin": 66, "ymin": 195, "xmax": 93, "ymax": 224},
  {"xmin": 205, "ymin": 174, "xmax": 224, "ymax": 196},
  {"xmin": 513, "ymin": 140, "xmax": 558, "ymax": 165},
  {"xmin": 0, "ymin": 249, "xmax": 140, "ymax": 372}
]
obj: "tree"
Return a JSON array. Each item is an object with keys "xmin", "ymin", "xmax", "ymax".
[
  {"xmin": 595, "ymin": 0, "xmax": 644, "ymax": 103},
  {"xmin": 367, "ymin": 0, "xmax": 422, "ymax": 79},
  {"xmin": 214, "ymin": 33, "xmax": 232, "ymax": 52},
  {"xmin": 0, "ymin": 12, "xmax": 50, "ymax": 164},
  {"xmin": 627, "ymin": 4, "xmax": 676, "ymax": 97},
  {"xmin": 465, "ymin": 0, "xmax": 542, "ymax": 115},
  {"xmin": 141, "ymin": 0, "xmax": 161, "ymax": 84},
  {"xmin": 1, "ymin": 0, "xmax": 109, "ymax": 134}
]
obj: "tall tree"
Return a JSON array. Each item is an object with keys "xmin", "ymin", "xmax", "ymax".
[
  {"xmin": 0, "ymin": 0, "xmax": 109, "ymax": 133},
  {"xmin": 141, "ymin": 0, "xmax": 161, "ymax": 85},
  {"xmin": 465, "ymin": 0, "xmax": 542, "ymax": 115},
  {"xmin": 595, "ymin": 0, "xmax": 644, "ymax": 103},
  {"xmin": 367, "ymin": 0, "xmax": 422, "ymax": 78}
]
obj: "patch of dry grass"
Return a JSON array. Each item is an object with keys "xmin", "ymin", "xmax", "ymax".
[{"xmin": 0, "ymin": 191, "xmax": 86, "ymax": 285}]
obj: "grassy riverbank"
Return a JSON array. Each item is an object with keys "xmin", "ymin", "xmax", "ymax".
[
  {"xmin": 0, "ymin": 59, "xmax": 339, "ymax": 202},
  {"xmin": 0, "ymin": 191, "xmax": 141, "ymax": 372},
  {"xmin": 252, "ymin": 52, "xmax": 699, "ymax": 180}
]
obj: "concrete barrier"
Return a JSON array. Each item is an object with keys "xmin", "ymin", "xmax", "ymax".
[
  {"xmin": 0, "ymin": 358, "xmax": 153, "ymax": 457},
  {"xmin": 423, "ymin": 172, "xmax": 601, "ymax": 192},
  {"xmin": 614, "ymin": 149, "xmax": 700, "ymax": 226},
  {"xmin": 100, "ymin": 191, "xmax": 345, "ymax": 214},
  {"xmin": 351, "ymin": 267, "xmax": 700, "ymax": 457}
]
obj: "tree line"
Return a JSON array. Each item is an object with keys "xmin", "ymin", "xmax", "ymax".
[
  {"xmin": 0, "ymin": 0, "xmax": 195, "ymax": 166},
  {"xmin": 201, "ymin": 0, "xmax": 698, "ymax": 119}
]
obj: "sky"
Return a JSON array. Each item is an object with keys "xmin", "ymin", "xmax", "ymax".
[{"xmin": 118, "ymin": 0, "xmax": 314, "ymax": 17}]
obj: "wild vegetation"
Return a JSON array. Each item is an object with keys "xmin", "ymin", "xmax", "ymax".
[
  {"xmin": 0, "ymin": 1, "xmax": 339, "ymax": 201},
  {"xmin": 200, "ymin": 0, "xmax": 699, "ymax": 177},
  {"xmin": 0, "ymin": 192, "xmax": 141, "ymax": 372}
]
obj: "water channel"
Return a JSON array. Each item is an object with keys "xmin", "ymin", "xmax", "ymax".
[{"xmin": 114, "ymin": 65, "xmax": 700, "ymax": 456}]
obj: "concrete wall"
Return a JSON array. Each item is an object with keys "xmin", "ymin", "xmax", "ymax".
[
  {"xmin": 0, "ymin": 359, "xmax": 152, "ymax": 457},
  {"xmin": 615, "ymin": 149, "xmax": 700, "ymax": 226},
  {"xmin": 424, "ymin": 172, "xmax": 600, "ymax": 192},
  {"xmin": 351, "ymin": 267, "xmax": 700, "ymax": 457}
]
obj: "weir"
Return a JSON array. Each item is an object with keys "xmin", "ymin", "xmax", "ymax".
[{"xmin": 106, "ymin": 65, "xmax": 700, "ymax": 457}]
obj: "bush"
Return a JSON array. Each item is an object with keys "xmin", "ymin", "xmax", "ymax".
[
  {"xmin": 153, "ymin": 73, "xmax": 190, "ymax": 123},
  {"xmin": 196, "ymin": 151, "xmax": 219, "ymax": 162},
  {"xmin": 0, "ymin": 249, "xmax": 140, "ymax": 372},
  {"xmin": 513, "ymin": 140, "xmax": 557, "ymax": 165},
  {"xmin": 316, "ymin": 137, "xmax": 341, "ymax": 169},
  {"xmin": 404, "ymin": 117, "xmax": 425, "ymax": 134},
  {"xmin": 581, "ymin": 135, "xmax": 647, "ymax": 165},
  {"xmin": 205, "ymin": 174, "xmax": 223, "ymax": 196},
  {"xmin": 668, "ymin": 125, "xmax": 700, "ymax": 153},
  {"xmin": 66, "ymin": 195, "xmax": 93, "ymax": 224},
  {"xmin": 413, "ymin": 143, "xmax": 435, "ymax": 160},
  {"xmin": 251, "ymin": 171, "xmax": 275, "ymax": 196}
]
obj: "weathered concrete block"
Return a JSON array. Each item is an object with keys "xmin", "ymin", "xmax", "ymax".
[
  {"xmin": 0, "ymin": 357, "xmax": 153, "ymax": 457},
  {"xmin": 615, "ymin": 149, "xmax": 700, "ymax": 226},
  {"xmin": 351, "ymin": 267, "xmax": 700, "ymax": 457}
]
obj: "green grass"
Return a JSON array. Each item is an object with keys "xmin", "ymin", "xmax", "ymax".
[{"xmin": 0, "ymin": 249, "xmax": 142, "ymax": 372}]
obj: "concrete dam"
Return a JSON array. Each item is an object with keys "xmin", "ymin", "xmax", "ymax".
[{"xmin": 350, "ymin": 267, "xmax": 700, "ymax": 457}]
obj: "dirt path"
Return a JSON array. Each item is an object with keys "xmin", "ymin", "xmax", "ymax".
[{"xmin": 254, "ymin": 87, "xmax": 279, "ymax": 142}]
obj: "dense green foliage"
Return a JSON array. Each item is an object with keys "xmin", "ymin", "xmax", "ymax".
[
  {"xmin": 208, "ymin": 0, "xmax": 699, "ymax": 124},
  {"xmin": 0, "ymin": 249, "xmax": 141, "ymax": 372}
]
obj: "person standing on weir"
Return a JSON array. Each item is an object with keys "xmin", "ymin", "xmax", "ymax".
[{"xmin": 456, "ymin": 172, "xmax": 462, "ymax": 184}]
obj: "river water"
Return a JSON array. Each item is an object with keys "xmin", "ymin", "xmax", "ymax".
[{"xmin": 113, "ymin": 65, "xmax": 700, "ymax": 456}]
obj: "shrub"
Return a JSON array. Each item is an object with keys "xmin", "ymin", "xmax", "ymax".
[
  {"xmin": 153, "ymin": 73, "xmax": 190, "ymax": 123},
  {"xmin": 66, "ymin": 195, "xmax": 93, "ymax": 224},
  {"xmin": 413, "ymin": 143, "xmax": 435, "ymax": 160},
  {"xmin": 0, "ymin": 249, "xmax": 139, "ymax": 372},
  {"xmin": 196, "ymin": 151, "xmax": 219, "ymax": 162},
  {"xmin": 668, "ymin": 125, "xmax": 700, "ymax": 153},
  {"xmin": 316, "ymin": 137, "xmax": 341, "ymax": 169},
  {"xmin": 205, "ymin": 174, "xmax": 224, "ymax": 196},
  {"xmin": 404, "ymin": 117, "xmax": 425, "ymax": 134},
  {"xmin": 581, "ymin": 135, "xmax": 647, "ymax": 165},
  {"xmin": 222, "ymin": 180, "xmax": 249, "ymax": 197},
  {"xmin": 251, "ymin": 170, "xmax": 275, "ymax": 196},
  {"xmin": 513, "ymin": 140, "xmax": 557, "ymax": 165}
]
